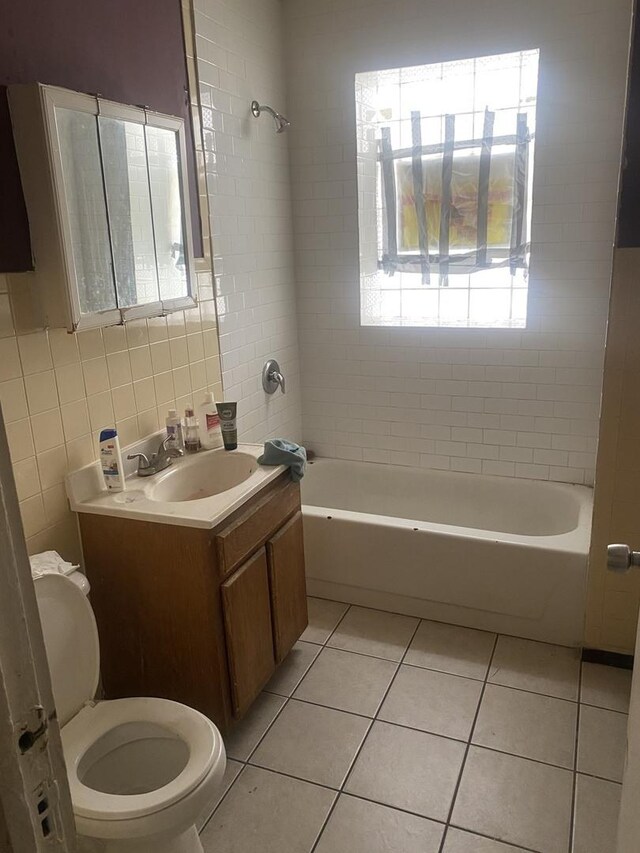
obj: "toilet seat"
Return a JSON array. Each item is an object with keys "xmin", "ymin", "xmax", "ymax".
[{"xmin": 62, "ymin": 697, "xmax": 223, "ymax": 822}]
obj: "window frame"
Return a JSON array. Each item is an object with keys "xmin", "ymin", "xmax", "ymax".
[{"xmin": 356, "ymin": 50, "xmax": 539, "ymax": 330}]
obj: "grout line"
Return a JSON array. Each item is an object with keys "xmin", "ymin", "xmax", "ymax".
[
  {"xmin": 308, "ymin": 618, "xmax": 422, "ymax": 853},
  {"xmin": 446, "ymin": 822, "xmax": 543, "ymax": 852},
  {"xmin": 437, "ymin": 632, "xmax": 500, "ymax": 853},
  {"xmin": 568, "ymin": 660, "xmax": 583, "ymax": 853}
]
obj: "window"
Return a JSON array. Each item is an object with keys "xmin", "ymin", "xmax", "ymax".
[{"xmin": 356, "ymin": 49, "xmax": 540, "ymax": 328}]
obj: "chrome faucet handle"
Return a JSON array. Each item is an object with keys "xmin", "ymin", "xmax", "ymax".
[
  {"xmin": 127, "ymin": 452, "xmax": 151, "ymax": 474},
  {"xmin": 262, "ymin": 359, "xmax": 286, "ymax": 394},
  {"xmin": 159, "ymin": 435, "xmax": 184, "ymax": 457},
  {"xmin": 272, "ymin": 370, "xmax": 285, "ymax": 394}
]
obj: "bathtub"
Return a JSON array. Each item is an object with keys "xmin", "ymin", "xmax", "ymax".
[{"xmin": 301, "ymin": 459, "xmax": 593, "ymax": 646}]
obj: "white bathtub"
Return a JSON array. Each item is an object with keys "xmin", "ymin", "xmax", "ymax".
[{"xmin": 301, "ymin": 459, "xmax": 593, "ymax": 646}]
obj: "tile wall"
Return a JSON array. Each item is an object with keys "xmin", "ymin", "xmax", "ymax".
[
  {"xmin": 0, "ymin": 275, "xmax": 222, "ymax": 563},
  {"xmin": 0, "ymin": 7, "xmax": 223, "ymax": 563},
  {"xmin": 191, "ymin": 0, "xmax": 302, "ymax": 444},
  {"xmin": 283, "ymin": 0, "xmax": 633, "ymax": 485}
]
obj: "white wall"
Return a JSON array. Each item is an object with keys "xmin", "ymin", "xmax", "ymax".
[
  {"xmin": 284, "ymin": 0, "xmax": 632, "ymax": 485},
  {"xmin": 193, "ymin": 0, "xmax": 302, "ymax": 444}
]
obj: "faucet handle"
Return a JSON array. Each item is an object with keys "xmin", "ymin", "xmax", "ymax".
[
  {"xmin": 160, "ymin": 435, "xmax": 184, "ymax": 457},
  {"xmin": 127, "ymin": 452, "xmax": 151, "ymax": 473},
  {"xmin": 262, "ymin": 359, "xmax": 286, "ymax": 395}
]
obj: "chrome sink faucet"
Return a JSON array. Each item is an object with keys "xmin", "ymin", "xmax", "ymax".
[{"xmin": 127, "ymin": 436, "xmax": 184, "ymax": 478}]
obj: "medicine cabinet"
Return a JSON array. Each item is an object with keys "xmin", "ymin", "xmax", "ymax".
[{"xmin": 8, "ymin": 84, "xmax": 197, "ymax": 331}]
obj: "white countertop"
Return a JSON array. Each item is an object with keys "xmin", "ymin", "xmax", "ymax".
[{"xmin": 65, "ymin": 441, "xmax": 287, "ymax": 530}]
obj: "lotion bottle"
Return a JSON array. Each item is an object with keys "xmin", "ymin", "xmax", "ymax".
[
  {"xmin": 197, "ymin": 391, "xmax": 223, "ymax": 450},
  {"xmin": 99, "ymin": 428, "xmax": 125, "ymax": 492}
]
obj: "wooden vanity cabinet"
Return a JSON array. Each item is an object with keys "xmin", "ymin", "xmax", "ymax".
[{"xmin": 78, "ymin": 473, "xmax": 307, "ymax": 732}]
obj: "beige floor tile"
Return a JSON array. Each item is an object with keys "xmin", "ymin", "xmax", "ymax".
[
  {"xmin": 200, "ymin": 765, "xmax": 335, "ymax": 853},
  {"xmin": 344, "ymin": 720, "xmax": 465, "ymax": 821},
  {"xmin": 488, "ymin": 636, "xmax": 580, "ymax": 700},
  {"xmin": 314, "ymin": 794, "xmax": 444, "ymax": 853},
  {"xmin": 301, "ymin": 598, "xmax": 349, "ymax": 644},
  {"xmin": 327, "ymin": 606, "xmax": 418, "ymax": 661},
  {"xmin": 196, "ymin": 759, "xmax": 242, "ymax": 831},
  {"xmin": 250, "ymin": 699, "xmax": 370, "ymax": 788},
  {"xmin": 452, "ymin": 746, "xmax": 573, "ymax": 853},
  {"xmin": 581, "ymin": 662, "xmax": 632, "ymax": 713},
  {"xmin": 224, "ymin": 692, "xmax": 286, "ymax": 761},
  {"xmin": 405, "ymin": 620, "xmax": 496, "ymax": 680},
  {"xmin": 265, "ymin": 641, "xmax": 322, "ymax": 697},
  {"xmin": 572, "ymin": 773, "xmax": 622, "ymax": 853},
  {"xmin": 473, "ymin": 684, "xmax": 577, "ymax": 768},
  {"xmin": 378, "ymin": 665, "xmax": 482, "ymax": 741},
  {"xmin": 294, "ymin": 648, "xmax": 397, "ymax": 716},
  {"xmin": 577, "ymin": 705, "xmax": 628, "ymax": 782},
  {"xmin": 443, "ymin": 827, "xmax": 523, "ymax": 852}
]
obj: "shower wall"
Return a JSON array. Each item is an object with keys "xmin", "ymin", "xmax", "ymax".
[
  {"xmin": 192, "ymin": 0, "xmax": 302, "ymax": 443},
  {"xmin": 283, "ymin": 0, "xmax": 633, "ymax": 485}
]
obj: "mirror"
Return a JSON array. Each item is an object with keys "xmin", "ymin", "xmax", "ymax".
[
  {"xmin": 55, "ymin": 107, "xmax": 117, "ymax": 315},
  {"xmin": 145, "ymin": 124, "xmax": 189, "ymax": 303},
  {"xmin": 99, "ymin": 116, "xmax": 159, "ymax": 308}
]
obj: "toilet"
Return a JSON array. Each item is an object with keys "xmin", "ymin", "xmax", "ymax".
[{"xmin": 34, "ymin": 572, "xmax": 226, "ymax": 853}]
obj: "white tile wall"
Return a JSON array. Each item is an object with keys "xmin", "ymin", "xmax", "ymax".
[
  {"xmin": 283, "ymin": 0, "xmax": 633, "ymax": 485},
  {"xmin": 192, "ymin": 0, "xmax": 302, "ymax": 443}
]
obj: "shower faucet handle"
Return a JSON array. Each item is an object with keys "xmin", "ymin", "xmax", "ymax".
[
  {"xmin": 607, "ymin": 543, "xmax": 640, "ymax": 574},
  {"xmin": 262, "ymin": 359, "xmax": 286, "ymax": 394}
]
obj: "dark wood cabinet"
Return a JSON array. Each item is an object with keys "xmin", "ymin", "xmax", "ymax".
[
  {"xmin": 267, "ymin": 512, "xmax": 308, "ymax": 663},
  {"xmin": 222, "ymin": 548, "xmax": 276, "ymax": 716},
  {"xmin": 78, "ymin": 473, "xmax": 308, "ymax": 732}
]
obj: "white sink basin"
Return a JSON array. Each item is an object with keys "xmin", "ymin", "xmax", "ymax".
[
  {"xmin": 148, "ymin": 451, "xmax": 259, "ymax": 502},
  {"xmin": 66, "ymin": 441, "xmax": 286, "ymax": 530}
]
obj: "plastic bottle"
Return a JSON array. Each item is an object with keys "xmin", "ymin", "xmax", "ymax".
[
  {"xmin": 183, "ymin": 407, "xmax": 200, "ymax": 453},
  {"xmin": 197, "ymin": 391, "xmax": 223, "ymax": 450},
  {"xmin": 165, "ymin": 408, "xmax": 184, "ymax": 451},
  {"xmin": 99, "ymin": 428, "xmax": 125, "ymax": 491}
]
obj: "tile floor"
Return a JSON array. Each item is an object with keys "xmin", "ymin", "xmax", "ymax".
[{"xmin": 198, "ymin": 597, "xmax": 631, "ymax": 853}]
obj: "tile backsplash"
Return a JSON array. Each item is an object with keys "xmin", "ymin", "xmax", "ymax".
[{"xmin": 0, "ymin": 272, "xmax": 222, "ymax": 562}]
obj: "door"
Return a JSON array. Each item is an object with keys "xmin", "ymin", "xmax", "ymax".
[
  {"xmin": 221, "ymin": 548, "xmax": 276, "ymax": 717},
  {"xmin": 267, "ymin": 512, "xmax": 308, "ymax": 662},
  {"xmin": 0, "ymin": 408, "xmax": 76, "ymax": 851},
  {"xmin": 617, "ymin": 613, "xmax": 640, "ymax": 851}
]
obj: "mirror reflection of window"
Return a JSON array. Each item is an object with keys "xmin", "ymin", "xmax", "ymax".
[
  {"xmin": 145, "ymin": 125, "xmax": 189, "ymax": 303},
  {"xmin": 55, "ymin": 107, "xmax": 116, "ymax": 315},
  {"xmin": 99, "ymin": 117, "xmax": 160, "ymax": 308}
]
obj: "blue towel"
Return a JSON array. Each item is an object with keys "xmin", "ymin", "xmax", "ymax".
[{"xmin": 258, "ymin": 439, "xmax": 307, "ymax": 482}]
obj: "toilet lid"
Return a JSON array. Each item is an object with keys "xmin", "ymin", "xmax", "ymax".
[{"xmin": 34, "ymin": 574, "xmax": 99, "ymax": 727}]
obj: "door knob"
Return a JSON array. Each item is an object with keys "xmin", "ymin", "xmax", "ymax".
[{"xmin": 607, "ymin": 543, "xmax": 640, "ymax": 574}]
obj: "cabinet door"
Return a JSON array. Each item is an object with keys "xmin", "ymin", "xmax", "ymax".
[
  {"xmin": 221, "ymin": 549, "xmax": 276, "ymax": 717},
  {"xmin": 267, "ymin": 512, "xmax": 309, "ymax": 663}
]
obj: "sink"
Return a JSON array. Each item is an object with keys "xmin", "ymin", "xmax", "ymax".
[{"xmin": 148, "ymin": 451, "xmax": 259, "ymax": 502}]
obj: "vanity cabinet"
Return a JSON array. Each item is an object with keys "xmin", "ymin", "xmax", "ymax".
[
  {"xmin": 78, "ymin": 473, "xmax": 307, "ymax": 732},
  {"xmin": 221, "ymin": 549, "xmax": 275, "ymax": 717}
]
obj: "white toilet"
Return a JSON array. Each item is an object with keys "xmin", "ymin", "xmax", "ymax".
[{"xmin": 34, "ymin": 572, "xmax": 226, "ymax": 853}]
